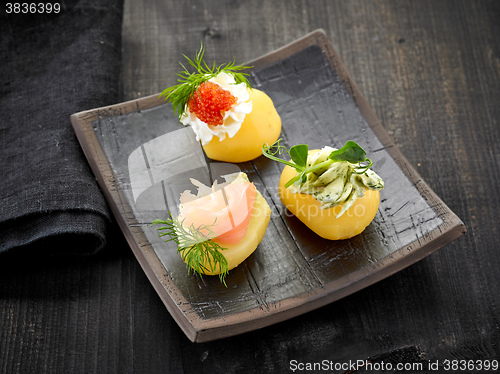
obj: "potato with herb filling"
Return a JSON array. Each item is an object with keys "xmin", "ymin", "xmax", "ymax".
[
  {"xmin": 264, "ymin": 140, "xmax": 384, "ymax": 240},
  {"xmin": 279, "ymin": 160, "xmax": 380, "ymax": 240}
]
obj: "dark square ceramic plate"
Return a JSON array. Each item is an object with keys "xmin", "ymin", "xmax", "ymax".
[{"xmin": 71, "ymin": 30, "xmax": 465, "ymax": 343}]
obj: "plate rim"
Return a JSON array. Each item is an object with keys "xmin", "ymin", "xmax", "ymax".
[{"xmin": 71, "ymin": 29, "xmax": 466, "ymax": 343}]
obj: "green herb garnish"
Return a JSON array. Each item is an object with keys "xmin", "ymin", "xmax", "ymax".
[
  {"xmin": 262, "ymin": 139, "xmax": 374, "ymax": 188},
  {"xmin": 159, "ymin": 43, "xmax": 252, "ymax": 120},
  {"xmin": 152, "ymin": 215, "xmax": 229, "ymax": 285}
]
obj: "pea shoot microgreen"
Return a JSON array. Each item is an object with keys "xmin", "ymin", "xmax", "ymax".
[
  {"xmin": 262, "ymin": 139, "xmax": 374, "ymax": 188},
  {"xmin": 152, "ymin": 215, "xmax": 229, "ymax": 285},
  {"xmin": 159, "ymin": 43, "xmax": 252, "ymax": 120}
]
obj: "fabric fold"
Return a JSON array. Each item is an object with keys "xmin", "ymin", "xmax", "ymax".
[{"xmin": 0, "ymin": 0, "xmax": 124, "ymax": 255}]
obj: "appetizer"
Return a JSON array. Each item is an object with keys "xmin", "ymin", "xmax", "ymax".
[
  {"xmin": 160, "ymin": 44, "xmax": 281, "ymax": 163},
  {"xmin": 263, "ymin": 140, "xmax": 384, "ymax": 240},
  {"xmin": 153, "ymin": 172, "xmax": 271, "ymax": 284}
]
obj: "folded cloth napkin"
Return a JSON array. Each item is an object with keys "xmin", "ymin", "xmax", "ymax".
[{"xmin": 0, "ymin": 0, "xmax": 124, "ymax": 256}]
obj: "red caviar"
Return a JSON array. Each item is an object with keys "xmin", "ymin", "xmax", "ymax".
[{"xmin": 188, "ymin": 81, "xmax": 237, "ymax": 126}]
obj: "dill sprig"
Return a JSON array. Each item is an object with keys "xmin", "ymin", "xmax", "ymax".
[
  {"xmin": 159, "ymin": 43, "xmax": 252, "ymax": 120},
  {"xmin": 152, "ymin": 215, "xmax": 229, "ymax": 285}
]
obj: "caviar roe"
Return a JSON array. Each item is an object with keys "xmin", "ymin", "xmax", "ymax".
[{"xmin": 188, "ymin": 81, "xmax": 237, "ymax": 126}]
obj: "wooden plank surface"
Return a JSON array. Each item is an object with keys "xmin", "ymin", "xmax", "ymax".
[{"xmin": 1, "ymin": 0, "xmax": 499, "ymax": 372}]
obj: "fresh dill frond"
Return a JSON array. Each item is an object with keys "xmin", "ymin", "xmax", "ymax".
[
  {"xmin": 152, "ymin": 215, "xmax": 229, "ymax": 285},
  {"xmin": 159, "ymin": 42, "xmax": 252, "ymax": 120}
]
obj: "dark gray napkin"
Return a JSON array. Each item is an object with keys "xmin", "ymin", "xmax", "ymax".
[{"xmin": 0, "ymin": 0, "xmax": 124, "ymax": 256}]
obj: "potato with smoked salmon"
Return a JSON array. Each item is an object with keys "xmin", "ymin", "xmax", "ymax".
[
  {"xmin": 153, "ymin": 172, "xmax": 271, "ymax": 283},
  {"xmin": 263, "ymin": 140, "xmax": 384, "ymax": 240},
  {"xmin": 160, "ymin": 44, "xmax": 281, "ymax": 163}
]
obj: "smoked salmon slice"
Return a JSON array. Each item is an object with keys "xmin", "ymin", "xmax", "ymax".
[{"xmin": 177, "ymin": 173, "xmax": 256, "ymax": 245}]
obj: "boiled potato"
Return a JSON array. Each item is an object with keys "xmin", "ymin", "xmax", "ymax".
[
  {"xmin": 185, "ymin": 189, "xmax": 271, "ymax": 275},
  {"xmin": 202, "ymin": 89, "xmax": 281, "ymax": 163},
  {"xmin": 279, "ymin": 157, "xmax": 380, "ymax": 240}
]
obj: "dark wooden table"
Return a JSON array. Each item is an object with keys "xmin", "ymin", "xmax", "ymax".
[{"xmin": 2, "ymin": 0, "xmax": 499, "ymax": 372}]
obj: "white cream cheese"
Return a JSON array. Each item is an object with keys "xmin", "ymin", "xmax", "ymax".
[{"xmin": 180, "ymin": 72, "xmax": 252, "ymax": 145}]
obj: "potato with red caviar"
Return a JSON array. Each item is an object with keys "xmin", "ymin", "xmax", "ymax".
[
  {"xmin": 264, "ymin": 140, "xmax": 384, "ymax": 240},
  {"xmin": 202, "ymin": 88, "xmax": 281, "ymax": 163},
  {"xmin": 160, "ymin": 44, "xmax": 281, "ymax": 163}
]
